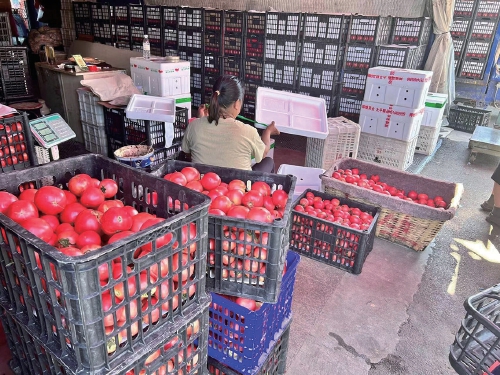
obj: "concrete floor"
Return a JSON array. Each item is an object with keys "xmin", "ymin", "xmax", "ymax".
[{"xmin": 1, "ymin": 125, "xmax": 499, "ymax": 375}]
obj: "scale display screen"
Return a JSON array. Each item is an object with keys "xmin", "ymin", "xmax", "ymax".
[{"xmin": 30, "ymin": 114, "xmax": 76, "ymax": 148}]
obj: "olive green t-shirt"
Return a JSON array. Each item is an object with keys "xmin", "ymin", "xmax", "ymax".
[{"xmin": 182, "ymin": 117, "xmax": 266, "ymax": 171}]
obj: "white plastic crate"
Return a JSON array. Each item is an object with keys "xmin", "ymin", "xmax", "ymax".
[
  {"xmin": 421, "ymin": 92, "xmax": 447, "ymax": 128},
  {"xmin": 415, "ymin": 125, "xmax": 440, "ymax": 155},
  {"xmin": 364, "ymin": 67, "xmax": 433, "ymax": 109},
  {"xmin": 77, "ymin": 87, "xmax": 105, "ymax": 127},
  {"xmin": 357, "ymin": 133, "xmax": 418, "ymax": 170},
  {"xmin": 359, "ymin": 101, "xmax": 424, "ymax": 141},
  {"xmin": 277, "ymin": 164, "xmax": 325, "ymax": 201},
  {"xmin": 82, "ymin": 121, "xmax": 109, "ymax": 156},
  {"xmin": 125, "ymin": 94, "xmax": 176, "ymax": 122},
  {"xmin": 305, "ymin": 117, "xmax": 361, "ymax": 170}
]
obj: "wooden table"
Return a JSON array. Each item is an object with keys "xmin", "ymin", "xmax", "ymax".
[
  {"xmin": 35, "ymin": 63, "xmax": 126, "ymax": 143},
  {"xmin": 468, "ymin": 126, "xmax": 500, "ymax": 163}
]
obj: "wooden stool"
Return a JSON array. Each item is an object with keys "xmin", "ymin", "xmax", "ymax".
[{"xmin": 9, "ymin": 101, "xmax": 43, "ymax": 120}]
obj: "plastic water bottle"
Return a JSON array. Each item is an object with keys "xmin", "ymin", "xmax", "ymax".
[{"xmin": 142, "ymin": 35, "xmax": 150, "ymax": 59}]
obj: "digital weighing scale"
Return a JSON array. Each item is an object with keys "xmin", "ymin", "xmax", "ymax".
[{"xmin": 29, "ymin": 114, "xmax": 76, "ymax": 148}]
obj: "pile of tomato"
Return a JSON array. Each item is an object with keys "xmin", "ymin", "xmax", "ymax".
[
  {"xmin": 331, "ymin": 168, "xmax": 449, "ymax": 208},
  {"xmin": 163, "ymin": 167, "xmax": 289, "ymax": 223},
  {"xmin": 0, "ymin": 119, "xmax": 31, "ymax": 169}
]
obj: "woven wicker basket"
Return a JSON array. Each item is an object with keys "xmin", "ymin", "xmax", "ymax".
[
  {"xmin": 321, "ymin": 158, "xmax": 464, "ymax": 251},
  {"xmin": 305, "ymin": 117, "xmax": 360, "ymax": 170}
]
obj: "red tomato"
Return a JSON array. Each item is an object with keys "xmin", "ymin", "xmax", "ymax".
[
  {"xmin": 6, "ymin": 200, "xmax": 39, "ymax": 223},
  {"xmin": 34, "ymin": 186, "xmax": 67, "ymax": 215},
  {"xmin": 90, "ymin": 178, "xmax": 100, "ymax": 188},
  {"xmin": 185, "ymin": 180, "xmax": 204, "ymax": 192},
  {"xmin": 0, "ymin": 191, "xmax": 17, "ymax": 213},
  {"xmin": 18, "ymin": 188, "xmax": 37, "ymax": 202},
  {"xmin": 242, "ymin": 190, "xmax": 264, "ymax": 208},
  {"xmin": 246, "ymin": 207, "xmax": 273, "ymax": 223},
  {"xmin": 107, "ymin": 231, "xmax": 134, "ymax": 244},
  {"xmin": 131, "ymin": 212, "xmax": 155, "ymax": 232},
  {"xmin": 74, "ymin": 209, "xmax": 103, "ymax": 235},
  {"xmin": 60, "ymin": 202, "xmax": 86, "ymax": 224},
  {"xmin": 313, "ymin": 200, "xmax": 324, "ymax": 210},
  {"xmin": 251, "ymin": 181, "xmax": 271, "ymax": 196},
  {"xmin": 209, "ymin": 208, "xmax": 225, "ymax": 216},
  {"xmin": 235, "ymin": 297, "xmax": 257, "ymax": 311},
  {"xmin": 294, "ymin": 205, "xmax": 305, "ymax": 212},
  {"xmin": 76, "ymin": 231, "xmax": 102, "ymax": 248},
  {"xmin": 272, "ymin": 189, "xmax": 288, "ymax": 209},
  {"xmin": 58, "ymin": 246, "xmax": 84, "ymax": 257},
  {"xmin": 225, "ymin": 189, "xmax": 244, "ymax": 205},
  {"xmin": 227, "ymin": 205, "xmax": 250, "ymax": 219},
  {"xmin": 121, "ymin": 206, "xmax": 138, "ymax": 217},
  {"xmin": 56, "ymin": 230, "xmax": 79, "ymax": 248},
  {"xmin": 408, "ymin": 191, "xmax": 418, "ymax": 200},
  {"xmin": 181, "ymin": 167, "xmax": 201, "ymax": 182},
  {"xmin": 99, "ymin": 179, "xmax": 118, "ymax": 199},
  {"xmin": 417, "ymin": 193, "xmax": 428, "ymax": 201},
  {"xmin": 40, "ymin": 215, "xmax": 59, "ymax": 231},
  {"xmin": 55, "ymin": 223, "xmax": 74, "ymax": 234},
  {"xmin": 370, "ymin": 175, "xmax": 380, "ymax": 183},
  {"xmin": 169, "ymin": 172, "xmax": 188, "ymax": 186},
  {"xmin": 201, "ymin": 172, "xmax": 221, "ymax": 190},
  {"xmin": 21, "ymin": 218, "xmax": 53, "ymax": 242},
  {"xmin": 140, "ymin": 218, "xmax": 173, "ymax": 255},
  {"xmin": 101, "ymin": 207, "xmax": 133, "ymax": 236},
  {"xmin": 228, "ymin": 179, "xmax": 246, "ymax": 192},
  {"xmin": 210, "ymin": 195, "xmax": 233, "ymax": 213},
  {"xmin": 68, "ymin": 174, "xmax": 92, "ymax": 197},
  {"xmin": 80, "ymin": 187, "xmax": 105, "ymax": 209},
  {"xmin": 63, "ymin": 190, "xmax": 78, "ymax": 205},
  {"xmin": 80, "ymin": 244, "xmax": 101, "ymax": 253},
  {"xmin": 97, "ymin": 200, "xmax": 124, "ymax": 213},
  {"xmin": 263, "ymin": 196, "xmax": 275, "ymax": 212}
]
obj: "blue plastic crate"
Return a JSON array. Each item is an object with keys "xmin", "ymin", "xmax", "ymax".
[{"xmin": 208, "ymin": 251, "xmax": 299, "ymax": 375}]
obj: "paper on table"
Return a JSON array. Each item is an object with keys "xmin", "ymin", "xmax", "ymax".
[{"xmin": 0, "ymin": 104, "xmax": 18, "ymax": 117}]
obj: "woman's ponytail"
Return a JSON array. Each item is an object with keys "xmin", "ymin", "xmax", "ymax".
[{"xmin": 208, "ymin": 90, "xmax": 221, "ymax": 125}]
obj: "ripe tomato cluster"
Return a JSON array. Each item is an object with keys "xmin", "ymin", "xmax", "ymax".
[
  {"xmin": 0, "ymin": 120, "xmax": 30, "ymax": 168},
  {"xmin": 331, "ymin": 168, "xmax": 448, "ymax": 208},
  {"xmin": 164, "ymin": 167, "xmax": 289, "ymax": 223},
  {"xmin": 125, "ymin": 321, "xmax": 201, "ymax": 375},
  {"xmin": 293, "ymin": 191, "xmax": 374, "ymax": 231},
  {"xmin": 215, "ymin": 295, "xmax": 263, "ymax": 312}
]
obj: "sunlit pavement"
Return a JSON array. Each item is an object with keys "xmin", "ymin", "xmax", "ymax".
[{"xmin": 286, "ymin": 129, "xmax": 500, "ymax": 375}]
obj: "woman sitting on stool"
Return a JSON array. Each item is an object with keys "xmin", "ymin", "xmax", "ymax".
[{"xmin": 181, "ymin": 75, "xmax": 279, "ymax": 173}]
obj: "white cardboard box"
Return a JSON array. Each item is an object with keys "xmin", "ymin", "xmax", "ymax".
[
  {"xmin": 125, "ymin": 95, "xmax": 176, "ymax": 122},
  {"xmin": 277, "ymin": 164, "xmax": 325, "ymax": 201},
  {"xmin": 130, "ymin": 57, "xmax": 191, "ymax": 97},
  {"xmin": 364, "ymin": 67, "xmax": 433, "ymax": 109},
  {"xmin": 421, "ymin": 92, "xmax": 447, "ymax": 128},
  {"xmin": 359, "ymin": 101, "xmax": 425, "ymax": 141}
]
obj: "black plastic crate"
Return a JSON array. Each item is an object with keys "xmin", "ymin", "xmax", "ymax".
[
  {"xmin": 75, "ymin": 20, "xmax": 92, "ymax": 37},
  {"xmin": 146, "ymin": 25, "xmax": 163, "ymax": 57},
  {"xmin": 302, "ymin": 13, "xmax": 350, "ymax": 41},
  {"xmin": 224, "ymin": 32, "xmax": 244, "ymax": 56},
  {"xmin": 454, "ymin": 0, "xmax": 477, "ymax": 17},
  {"xmin": 145, "ymin": 5, "xmax": 161, "ymax": 26},
  {"xmin": 376, "ymin": 45, "xmax": 419, "ymax": 69},
  {"xmin": 72, "ymin": 1, "xmax": 90, "ymax": 20},
  {"xmin": 265, "ymin": 36, "xmax": 300, "ymax": 62},
  {"xmin": 344, "ymin": 44, "xmax": 377, "ymax": 70},
  {"xmin": 297, "ymin": 66, "xmax": 338, "ymax": 94},
  {"xmin": 0, "ymin": 154, "xmax": 210, "ymax": 373},
  {"xmin": 178, "ymin": 7, "xmax": 204, "ymax": 29},
  {"xmin": 246, "ymin": 33, "xmax": 265, "ymax": 58},
  {"xmin": 450, "ymin": 283, "xmax": 500, "ymax": 375},
  {"xmin": 204, "ymin": 31, "xmax": 223, "ymax": 54},
  {"xmin": 114, "ymin": 24, "xmax": 131, "ymax": 49},
  {"xmin": 464, "ymin": 39, "xmax": 492, "ymax": 59},
  {"xmin": 337, "ymin": 94, "xmax": 363, "ymax": 123},
  {"xmin": 451, "ymin": 18, "xmax": 472, "ymax": 38},
  {"xmin": 223, "ymin": 56, "xmax": 243, "ymax": 78},
  {"xmin": 458, "ymin": 58, "xmax": 488, "ymax": 80},
  {"xmin": 263, "ymin": 62, "xmax": 297, "ymax": 90},
  {"xmin": 205, "ymin": 8, "xmax": 223, "ymax": 31},
  {"xmin": 112, "ymin": 5, "xmax": 129, "ymax": 25},
  {"xmin": 207, "ymin": 325, "xmax": 290, "ymax": 375},
  {"xmin": 90, "ymin": 3, "xmax": 111, "ymax": 22},
  {"xmin": 204, "ymin": 53, "xmax": 222, "ymax": 75},
  {"xmin": 163, "ymin": 27, "xmax": 178, "ymax": 53},
  {"xmin": 341, "ymin": 70, "xmax": 367, "ymax": 96},
  {"xmin": 470, "ymin": 19, "xmax": 498, "ymax": 40},
  {"xmin": 191, "ymin": 70, "xmax": 203, "ymax": 91},
  {"xmin": 0, "ymin": 47, "xmax": 34, "ymax": 102},
  {"xmin": 225, "ymin": 10, "xmax": 245, "ymax": 33},
  {"xmin": 244, "ymin": 79, "xmax": 260, "ymax": 101},
  {"xmin": 179, "ymin": 50, "xmax": 203, "ymax": 71},
  {"xmin": 151, "ymin": 143, "xmax": 183, "ymax": 168},
  {"xmin": 389, "ymin": 17, "xmax": 432, "ymax": 45},
  {"xmin": 1, "ymin": 297, "xmax": 210, "ymax": 375},
  {"xmin": 162, "ymin": 6, "xmax": 178, "ymax": 28},
  {"xmin": 0, "ymin": 12, "xmax": 12, "ymax": 47},
  {"xmin": 244, "ymin": 59, "xmax": 264, "ymax": 81},
  {"xmin": 151, "ymin": 161, "xmax": 297, "ymax": 303},
  {"xmin": 296, "ymin": 87, "xmax": 337, "ymax": 116},
  {"xmin": 246, "ymin": 12, "xmax": 266, "ymax": 35},
  {"xmin": 453, "ymin": 36, "xmax": 467, "ymax": 59},
  {"xmin": 242, "ymin": 99, "xmax": 256, "ymax": 120},
  {"xmin": 476, "ymin": 0, "xmax": 500, "ymax": 18},
  {"xmin": 92, "ymin": 21, "xmax": 113, "ymax": 45},
  {"xmin": 0, "ymin": 113, "xmax": 36, "ymax": 173},
  {"xmin": 266, "ymin": 12, "xmax": 302, "ymax": 37},
  {"xmin": 129, "ymin": 4, "xmax": 145, "ymax": 26},
  {"xmin": 192, "ymin": 89, "xmax": 203, "ymax": 108},
  {"xmin": 290, "ymin": 189, "xmax": 379, "ymax": 274},
  {"xmin": 348, "ymin": 15, "xmax": 393, "ymax": 45},
  {"xmin": 412, "ymin": 44, "xmax": 427, "ymax": 70},
  {"xmin": 448, "ymin": 105, "xmax": 491, "ymax": 133},
  {"xmin": 130, "ymin": 24, "xmax": 145, "ymax": 45},
  {"xmin": 300, "ymin": 40, "xmax": 343, "ymax": 68},
  {"xmin": 178, "ymin": 29, "xmax": 203, "ymax": 51}
]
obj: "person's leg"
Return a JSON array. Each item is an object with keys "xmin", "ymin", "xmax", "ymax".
[
  {"xmin": 481, "ymin": 187, "xmax": 495, "ymax": 211},
  {"xmin": 251, "ymin": 157, "xmax": 275, "ymax": 173},
  {"xmin": 486, "ymin": 165, "xmax": 500, "ymax": 225}
]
